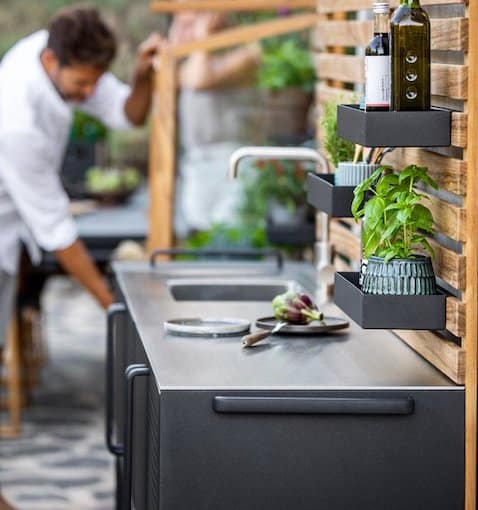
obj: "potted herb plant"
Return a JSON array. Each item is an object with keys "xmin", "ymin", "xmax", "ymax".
[
  {"xmin": 258, "ymin": 39, "xmax": 316, "ymax": 142},
  {"xmin": 61, "ymin": 111, "xmax": 108, "ymax": 198},
  {"xmin": 352, "ymin": 164, "xmax": 438, "ymax": 295},
  {"xmin": 321, "ymin": 100, "xmax": 379, "ymax": 186}
]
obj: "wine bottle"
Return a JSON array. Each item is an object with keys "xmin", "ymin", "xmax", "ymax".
[
  {"xmin": 365, "ymin": 2, "xmax": 391, "ymax": 111},
  {"xmin": 391, "ymin": 0, "xmax": 431, "ymax": 111}
]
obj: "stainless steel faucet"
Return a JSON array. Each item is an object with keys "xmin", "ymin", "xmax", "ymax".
[
  {"xmin": 228, "ymin": 146, "xmax": 333, "ymax": 302},
  {"xmin": 229, "ymin": 146, "xmax": 328, "ymax": 180}
]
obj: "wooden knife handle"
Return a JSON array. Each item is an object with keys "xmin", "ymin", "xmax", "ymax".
[{"xmin": 242, "ymin": 329, "xmax": 271, "ymax": 348}]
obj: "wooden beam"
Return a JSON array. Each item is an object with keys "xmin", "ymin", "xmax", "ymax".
[
  {"xmin": 316, "ymin": 54, "xmax": 364, "ymax": 84},
  {"xmin": 427, "ymin": 194, "xmax": 466, "ymax": 243},
  {"xmin": 151, "ymin": 0, "xmax": 316, "ymax": 12},
  {"xmin": 147, "ymin": 51, "xmax": 177, "ymax": 253},
  {"xmin": 464, "ymin": 0, "xmax": 478, "ymax": 505},
  {"xmin": 330, "ymin": 220, "xmax": 361, "ymax": 262},
  {"xmin": 451, "ymin": 112, "xmax": 468, "ymax": 148},
  {"xmin": 382, "ymin": 148, "xmax": 467, "ymax": 196},
  {"xmin": 316, "ymin": 54, "xmax": 468, "ymax": 100},
  {"xmin": 430, "ymin": 239, "xmax": 466, "ymax": 291},
  {"xmin": 395, "ymin": 330, "xmax": 465, "ymax": 384},
  {"xmin": 171, "ymin": 13, "xmax": 318, "ymax": 58},
  {"xmin": 432, "ymin": 63, "xmax": 468, "ymax": 101},
  {"xmin": 316, "ymin": 82, "xmax": 357, "ymax": 104},
  {"xmin": 447, "ymin": 297, "xmax": 466, "ymax": 339},
  {"xmin": 314, "ymin": 18, "xmax": 468, "ymax": 52},
  {"xmin": 318, "ymin": 0, "xmax": 466, "ymax": 14}
]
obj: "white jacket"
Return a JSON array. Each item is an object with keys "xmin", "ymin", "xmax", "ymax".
[{"xmin": 0, "ymin": 30, "xmax": 133, "ymax": 274}]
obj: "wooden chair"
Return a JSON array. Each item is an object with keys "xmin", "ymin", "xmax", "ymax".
[{"xmin": 0, "ymin": 316, "xmax": 23, "ymax": 438}]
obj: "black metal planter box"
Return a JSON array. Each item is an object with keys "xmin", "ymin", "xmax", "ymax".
[
  {"xmin": 337, "ymin": 104, "xmax": 452, "ymax": 148},
  {"xmin": 307, "ymin": 173, "xmax": 355, "ymax": 218},
  {"xmin": 334, "ymin": 272, "xmax": 447, "ymax": 330},
  {"xmin": 266, "ymin": 219, "xmax": 316, "ymax": 246}
]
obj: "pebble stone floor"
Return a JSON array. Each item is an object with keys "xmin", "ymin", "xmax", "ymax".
[{"xmin": 1, "ymin": 277, "xmax": 115, "ymax": 510}]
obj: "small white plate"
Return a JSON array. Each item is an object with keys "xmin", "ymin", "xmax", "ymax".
[{"xmin": 165, "ymin": 318, "xmax": 251, "ymax": 337}]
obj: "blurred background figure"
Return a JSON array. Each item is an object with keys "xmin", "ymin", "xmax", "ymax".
[{"xmin": 170, "ymin": 10, "xmax": 263, "ymax": 238}]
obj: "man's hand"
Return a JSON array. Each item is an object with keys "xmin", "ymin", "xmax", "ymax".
[
  {"xmin": 55, "ymin": 240, "xmax": 114, "ymax": 310},
  {"xmin": 134, "ymin": 32, "xmax": 162, "ymax": 82},
  {"xmin": 125, "ymin": 32, "xmax": 163, "ymax": 126}
]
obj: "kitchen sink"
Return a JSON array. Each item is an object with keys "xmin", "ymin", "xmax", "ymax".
[{"xmin": 168, "ymin": 279, "xmax": 300, "ymax": 301}]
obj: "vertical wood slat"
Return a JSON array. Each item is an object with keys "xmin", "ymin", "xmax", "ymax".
[
  {"xmin": 464, "ymin": 0, "xmax": 477, "ymax": 507},
  {"xmin": 147, "ymin": 52, "xmax": 177, "ymax": 253}
]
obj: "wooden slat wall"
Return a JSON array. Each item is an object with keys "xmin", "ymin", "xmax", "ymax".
[{"xmin": 314, "ymin": 1, "xmax": 476, "ymax": 507}]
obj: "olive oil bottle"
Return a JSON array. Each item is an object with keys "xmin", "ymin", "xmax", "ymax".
[
  {"xmin": 391, "ymin": 0, "xmax": 431, "ymax": 110},
  {"xmin": 365, "ymin": 2, "xmax": 391, "ymax": 111}
]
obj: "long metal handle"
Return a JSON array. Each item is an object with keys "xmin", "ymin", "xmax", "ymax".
[
  {"xmin": 229, "ymin": 146, "xmax": 328, "ymax": 179},
  {"xmin": 213, "ymin": 396, "xmax": 414, "ymax": 415},
  {"xmin": 106, "ymin": 303, "xmax": 126, "ymax": 457},
  {"xmin": 150, "ymin": 248, "xmax": 283, "ymax": 272},
  {"xmin": 123, "ymin": 364, "xmax": 150, "ymax": 510}
]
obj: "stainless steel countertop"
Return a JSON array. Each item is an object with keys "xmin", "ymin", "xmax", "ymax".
[{"xmin": 113, "ymin": 261, "xmax": 458, "ymax": 390}]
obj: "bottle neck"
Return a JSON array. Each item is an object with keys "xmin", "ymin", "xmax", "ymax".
[
  {"xmin": 373, "ymin": 12, "xmax": 389, "ymax": 34},
  {"xmin": 408, "ymin": 0, "xmax": 421, "ymax": 6}
]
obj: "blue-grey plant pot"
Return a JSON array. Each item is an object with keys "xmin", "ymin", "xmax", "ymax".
[
  {"xmin": 334, "ymin": 162, "xmax": 379, "ymax": 187},
  {"xmin": 362, "ymin": 255, "xmax": 437, "ymax": 295}
]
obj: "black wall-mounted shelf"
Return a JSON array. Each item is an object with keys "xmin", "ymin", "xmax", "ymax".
[
  {"xmin": 306, "ymin": 173, "xmax": 355, "ymax": 218},
  {"xmin": 337, "ymin": 104, "xmax": 452, "ymax": 148},
  {"xmin": 334, "ymin": 272, "xmax": 447, "ymax": 330},
  {"xmin": 266, "ymin": 219, "xmax": 316, "ymax": 246}
]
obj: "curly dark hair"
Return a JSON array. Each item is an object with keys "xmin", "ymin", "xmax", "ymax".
[{"xmin": 47, "ymin": 6, "xmax": 117, "ymax": 69}]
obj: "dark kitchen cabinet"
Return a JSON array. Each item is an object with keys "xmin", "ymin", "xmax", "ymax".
[
  {"xmin": 156, "ymin": 389, "xmax": 463, "ymax": 510},
  {"xmin": 108, "ymin": 263, "xmax": 465, "ymax": 510},
  {"xmin": 107, "ymin": 291, "xmax": 153, "ymax": 510}
]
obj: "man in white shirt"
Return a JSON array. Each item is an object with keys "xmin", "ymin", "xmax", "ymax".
[{"xmin": 0, "ymin": 7, "xmax": 159, "ymax": 506}]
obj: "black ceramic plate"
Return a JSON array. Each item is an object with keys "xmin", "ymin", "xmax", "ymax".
[{"xmin": 255, "ymin": 317, "xmax": 349, "ymax": 335}]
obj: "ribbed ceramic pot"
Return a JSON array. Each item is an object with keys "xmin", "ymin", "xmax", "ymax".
[
  {"xmin": 362, "ymin": 255, "xmax": 437, "ymax": 296},
  {"xmin": 335, "ymin": 162, "xmax": 380, "ymax": 186}
]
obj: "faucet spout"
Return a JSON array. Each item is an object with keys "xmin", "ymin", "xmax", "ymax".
[{"xmin": 229, "ymin": 146, "xmax": 328, "ymax": 180}]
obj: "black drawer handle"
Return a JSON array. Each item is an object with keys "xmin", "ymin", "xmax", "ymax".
[
  {"xmin": 213, "ymin": 397, "xmax": 414, "ymax": 415},
  {"xmin": 123, "ymin": 364, "xmax": 150, "ymax": 510},
  {"xmin": 106, "ymin": 303, "xmax": 126, "ymax": 457}
]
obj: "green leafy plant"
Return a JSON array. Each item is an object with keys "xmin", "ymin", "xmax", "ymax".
[
  {"xmin": 183, "ymin": 223, "xmax": 268, "ymax": 251},
  {"xmin": 321, "ymin": 100, "xmax": 355, "ymax": 167},
  {"xmin": 86, "ymin": 166, "xmax": 140, "ymax": 193},
  {"xmin": 239, "ymin": 159, "xmax": 309, "ymax": 223},
  {"xmin": 70, "ymin": 110, "xmax": 108, "ymax": 143},
  {"xmin": 352, "ymin": 165, "xmax": 438, "ymax": 262},
  {"xmin": 257, "ymin": 39, "xmax": 316, "ymax": 92},
  {"xmin": 184, "ymin": 159, "xmax": 312, "ymax": 251}
]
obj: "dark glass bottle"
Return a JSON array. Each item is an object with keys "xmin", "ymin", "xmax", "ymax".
[
  {"xmin": 365, "ymin": 2, "xmax": 391, "ymax": 111},
  {"xmin": 391, "ymin": 0, "xmax": 431, "ymax": 111}
]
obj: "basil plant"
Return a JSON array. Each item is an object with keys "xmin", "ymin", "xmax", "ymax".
[{"xmin": 351, "ymin": 164, "xmax": 438, "ymax": 262}]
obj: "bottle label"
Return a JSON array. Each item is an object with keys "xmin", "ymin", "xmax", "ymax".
[{"xmin": 365, "ymin": 55, "xmax": 391, "ymax": 108}]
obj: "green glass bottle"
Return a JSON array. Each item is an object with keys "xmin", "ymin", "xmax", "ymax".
[{"xmin": 391, "ymin": 0, "xmax": 431, "ymax": 111}]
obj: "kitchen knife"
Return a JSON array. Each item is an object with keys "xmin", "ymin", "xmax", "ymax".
[{"xmin": 242, "ymin": 321, "xmax": 287, "ymax": 347}]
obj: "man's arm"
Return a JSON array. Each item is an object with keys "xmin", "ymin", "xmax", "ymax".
[
  {"xmin": 124, "ymin": 33, "xmax": 163, "ymax": 126},
  {"xmin": 55, "ymin": 240, "xmax": 113, "ymax": 310},
  {"xmin": 180, "ymin": 44, "xmax": 261, "ymax": 91}
]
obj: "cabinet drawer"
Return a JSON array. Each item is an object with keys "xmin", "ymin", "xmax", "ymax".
[{"xmin": 159, "ymin": 389, "xmax": 464, "ymax": 510}]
